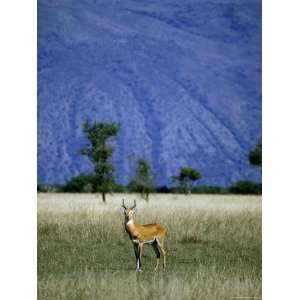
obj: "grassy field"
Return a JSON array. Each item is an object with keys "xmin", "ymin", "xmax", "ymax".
[{"xmin": 38, "ymin": 193, "xmax": 261, "ymax": 300}]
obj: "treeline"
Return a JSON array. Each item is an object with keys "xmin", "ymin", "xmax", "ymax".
[
  {"xmin": 38, "ymin": 180, "xmax": 261, "ymax": 195},
  {"xmin": 38, "ymin": 121, "xmax": 262, "ymax": 199}
]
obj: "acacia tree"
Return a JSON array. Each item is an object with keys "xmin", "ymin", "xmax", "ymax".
[
  {"xmin": 81, "ymin": 121, "xmax": 120, "ymax": 203},
  {"xmin": 172, "ymin": 167, "xmax": 201, "ymax": 195},
  {"xmin": 249, "ymin": 143, "xmax": 262, "ymax": 167},
  {"xmin": 129, "ymin": 158, "xmax": 154, "ymax": 202}
]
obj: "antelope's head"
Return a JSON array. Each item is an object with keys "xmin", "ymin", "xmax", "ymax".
[{"xmin": 122, "ymin": 199, "xmax": 136, "ymax": 223}]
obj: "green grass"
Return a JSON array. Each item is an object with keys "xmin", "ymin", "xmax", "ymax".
[{"xmin": 38, "ymin": 194, "xmax": 261, "ymax": 299}]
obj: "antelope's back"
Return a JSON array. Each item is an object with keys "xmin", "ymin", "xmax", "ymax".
[{"xmin": 138, "ymin": 223, "xmax": 166, "ymax": 239}]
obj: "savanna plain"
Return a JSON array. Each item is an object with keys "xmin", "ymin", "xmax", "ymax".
[{"xmin": 38, "ymin": 194, "xmax": 261, "ymax": 300}]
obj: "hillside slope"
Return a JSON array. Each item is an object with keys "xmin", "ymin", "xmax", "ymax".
[{"xmin": 38, "ymin": 0, "xmax": 261, "ymax": 186}]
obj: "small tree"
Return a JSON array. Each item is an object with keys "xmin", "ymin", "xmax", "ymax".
[
  {"xmin": 249, "ymin": 143, "xmax": 262, "ymax": 167},
  {"xmin": 128, "ymin": 158, "xmax": 154, "ymax": 202},
  {"xmin": 81, "ymin": 121, "xmax": 120, "ymax": 202},
  {"xmin": 172, "ymin": 167, "xmax": 201, "ymax": 195}
]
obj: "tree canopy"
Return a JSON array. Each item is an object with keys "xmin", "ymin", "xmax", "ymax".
[
  {"xmin": 172, "ymin": 167, "xmax": 201, "ymax": 195},
  {"xmin": 249, "ymin": 143, "xmax": 262, "ymax": 167},
  {"xmin": 81, "ymin": 121, "xmax": 120, "ymax": 202},
  {"xmin": 128, "ymin": 158, "xmax": 154, "ymax": 201}
]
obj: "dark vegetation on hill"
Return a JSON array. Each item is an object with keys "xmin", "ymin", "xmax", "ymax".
[
  {"xmin": 38, "ymin": 179, "xmax": 261, "ymax": 195},
  {"xmin": 38, "ymin": 121, "xmax": 261, "ymax": 196}
]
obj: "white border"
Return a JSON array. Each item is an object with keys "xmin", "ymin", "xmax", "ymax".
[
  {"xmin": 1, "ymin": 0, "xmax": 300, "ymax": 299},
  {"xmin": 0, "ymin": 1, "xmax": 37, "ymax": 299},
  {"xmin": 263, "ymin": 0, "xmax": 300, "ymax": 299}
]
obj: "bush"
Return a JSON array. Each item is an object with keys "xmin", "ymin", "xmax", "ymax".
[
  {"xmin": 112, "ymin": 184, "xmax": 127, "ymax": 193},
  {"xmin": 191, "ymin": 186, "xmax": 227, "ymax": 194},
  {"xmin": 229, "ymin": 181, "xmax": 262, "ymax": 195},
  {"xmin": 61, "ymin": 174, "xmax": 95, "ymax": 193},
  {"xmin": 61, "ymin": 174, "xmax": 128, "ymax": 193},
  {"xmin": 37, "ymin": 184, "xmax": 61, "ymax": 193},
  {"xmin": 155, "ymin": 185, "xmax": 172, "ymax": 193}
]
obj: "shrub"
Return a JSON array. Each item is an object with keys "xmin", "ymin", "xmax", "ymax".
[
  {"xmin": 191, "ymin": 186, "xmax": 227, "ymax": 194},
  {"xmin": 229, "ymin": 181, "xmax": 262, "ymax": 195},
  {"xmin": 37, "ymin": 184, "xmax": 61, "ymax": 193},
  {"xmin": 155, "ymin": 185, "xmax": 172, "ymax": 193},
  {"xmin": 61, "ymin": 174, "xmax": 95, "ymax": 193}
]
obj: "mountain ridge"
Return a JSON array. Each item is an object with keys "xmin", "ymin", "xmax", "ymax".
[{"xmin": 38, "ymin": 0, "xmax": 261, "ymax": 186}]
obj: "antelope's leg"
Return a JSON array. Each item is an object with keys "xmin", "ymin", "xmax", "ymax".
[
  {"xmin": 157, "ymin": 239, "xmax": 166, "ymax": 270},
  {"xmin": 151, "ymin": 241, "xmax": 161, "ymax": 271},
  {"xmin": 133, "ymin": 243, "xmax": 139, "ymax": 270},
  {"xmin": 137, "ymin": 243, "xmax": 143, "ymax": 271}
]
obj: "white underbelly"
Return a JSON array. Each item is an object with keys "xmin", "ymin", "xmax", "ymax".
[
  {"xmin": 144, "ymin": 239, "xmax": 155, "ymax": 244},
  {"xmin": 131, "ymin": 238, "xmax": 156, "ymax": 244}
]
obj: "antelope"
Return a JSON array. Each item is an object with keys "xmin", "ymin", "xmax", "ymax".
[{"xmin": 122, "ymin": 199, "xmax": 166, "ymax": 272}]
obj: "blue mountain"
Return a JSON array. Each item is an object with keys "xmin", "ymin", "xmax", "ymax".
[{"xmin": 38, "ymin": 0, "xmax": 261, "ymax": 186}]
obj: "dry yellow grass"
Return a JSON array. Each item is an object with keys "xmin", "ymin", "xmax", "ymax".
[{"xmin": 38, "ymin": 193, "xmax": 261, "ymax": 299}]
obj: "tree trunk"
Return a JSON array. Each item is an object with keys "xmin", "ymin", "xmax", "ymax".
[
  {"xmin": 145, "ymin": 191, "xmax": 149, "ymax": 202},
  {"xmin": 102, "ymin": 192, "xmax": 106, "ymax": 203}
]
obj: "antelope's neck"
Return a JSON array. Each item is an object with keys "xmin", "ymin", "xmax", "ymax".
[
  {"xmin": 125, "ymin": 219, "xmax": 134, "ymax": 227},
  {"xmin": 125, "ymin": 219, "xmax": 136, "ymax": 234}
]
